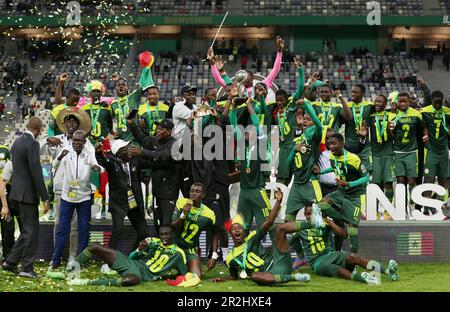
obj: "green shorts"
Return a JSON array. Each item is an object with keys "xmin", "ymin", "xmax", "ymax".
[
  {"xmin": 285, "ymin": 180, "xmax": 323, "ymax": 221},
  {"xmin": 394, "ymin": 151, "xmax": 419, "ymax": 178},
  {"xmin": 238, "ymin": 188, "xmax": 272, "ymax": 229},
  {"xmin": 277, "ymin": 147, "xmax": 293, "ymax": 179},
  {"xmin": 313, "ymin": 251, "xmax": 354, "ymax": 277},
  {"xmin": 424, "ymin": 148, "xmax": 449, "ymax": 178},
  {"xmin": 371, "ymin": 155, "xmax": 395, "ymax": 184},
  {"xmin": 359, "ymin": 144, "xmax": 372, "ymax": 172},
  {"xmin": 180, "ymin": 246, "xmax": 200, "ymax": 262},
  {"xmin": 112, "ymin": 251, "xmax": 155, "ymax": 282},
  {"xmin": 325, "ymin": 191, "xmax": 365, "ymax": 226},
  {"xmin": 268, "ymin": 245, "xmax": 292, "ymax": 275}
]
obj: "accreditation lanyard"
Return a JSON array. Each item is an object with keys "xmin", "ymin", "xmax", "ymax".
[
  {"xmin": 432, "ymin": 106, "xmax": 449, "ymax": 132},
  {"xmin": 352, "ymin": 102, "xmax": 365, "ymax": 128},
  {"xmin": 321, "ymin": 101, "xmax": 333, "ymax": 127},
  {"xmin": 147, "ymin": 103, "xmax": 159, "ymax": 132},
  {"xmin": 333, "ymin": 150, "xmax": 348, "ymax": 178},
  {"xmin": 374, "ymin": 111, "xmax": 388, "ymax": 143},
  {"xmin": 118, "ymin": 96, "xmax": 130, "ymax": 128},
  {"xmin": 90, "ymin": 104, "xmax": 101, "ymax": 131},
  {"xmin": 231, "ymin": 242, "xmax": 248, "ymax": 272}
]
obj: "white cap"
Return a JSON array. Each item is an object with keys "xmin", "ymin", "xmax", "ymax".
[{"xmin": 111, "ymin": 139, "xmax": 130, "ymax": 155}]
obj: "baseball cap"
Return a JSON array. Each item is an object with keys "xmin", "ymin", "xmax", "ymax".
[
  {"xmin": 180, "ymin": 85, "xmax": 198, "ymax": 95},
  {"xmin": 111, "ymin": 139, "xmax": 130, "ymax": 155},
  {"xmin": 155, "ymin": 118, "xmax": 174, "ymax": 130}
]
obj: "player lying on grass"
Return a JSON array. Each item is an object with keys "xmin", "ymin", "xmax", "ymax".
[
  {"xmin": 298, "ymin": 202, "xmax": 399, "ymax": 284},
  {"xmin": 62, "ymin": 225, "xmax": 188, "ymax": 286},
  {"xmin": 211, "ymin": 188, "xmax": 318, "ymax": 286}
]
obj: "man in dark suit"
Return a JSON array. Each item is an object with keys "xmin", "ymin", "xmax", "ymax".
[
  {"xmin": 95, "ymin": 139, "xmax": 152, "ymax": 253},
  {"xmin": 2, "ymin": 116, "xmax": 49, "ymax": 278}
]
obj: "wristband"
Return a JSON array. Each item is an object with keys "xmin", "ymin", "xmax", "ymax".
[{"xmin": 211, "ymin": 252, "xmax": 219, "ymax": 260}]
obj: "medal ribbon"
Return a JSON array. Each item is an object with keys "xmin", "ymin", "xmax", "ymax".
[
  {"xmin": 147, "ymin": 103, "xmax": 160, "ymax": 133},
  {"xmin": 374, "ymin": 111, "xmax": 388, "ymax": 143},
  {"xmin": 90, "ymin": 104, "xmax": 101, "ymax": 135},
  {"xmin": 118, "ymin": 96, "xmax": 130, "ymax": 129},
  {"xmin": 188, "ymin": 204, "xmax": 204, "ymax": 220},
  {"xmin": 333, "ymin": 150, "xmax": 348, "ymax": 178},
  {"xmin": 277, "ymin": 109, "xmax": 287, "ymax": 137},
  {"xmin": 352, "ymin": 103, "xmax": 365, "ymax": 129},
  {"xmin": 231, "ymin": 242, "xmax": 248, "ymax": 272},
  {"xmin": 321, "ymin": 101, "xmax": 333, "ymax": 127}
]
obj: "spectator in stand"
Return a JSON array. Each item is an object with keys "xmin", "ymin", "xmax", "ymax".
[
  {"xmin": 443, "ymin": 51, "xmax": 450, "ymax": 72},
  {"xmin": 426, "ymin": 52, "xmax": 434, "ymax": 70},
  {"xmin": 257, "ymin": 58, "xmax": 262, "ymax": 73},
  {"xmin": 240, "ymin": 55, "xmax": 248, "ymax": 70}
]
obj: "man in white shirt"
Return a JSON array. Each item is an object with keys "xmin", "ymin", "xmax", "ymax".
[
  {"xmin": 50, "ymin": 130, "xmax": 103, "ymax": 270},
  {"xmin": 171, "ymin": 86, "xmax": 197, "ymax": 142},
  {"xmin": 43, "ymin": 108, "xmax": 94, "ymax": 266}
]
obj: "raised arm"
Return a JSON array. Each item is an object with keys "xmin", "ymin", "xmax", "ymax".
[
  {"xmin": 208, "ymin": 48, "xmax": 227, "ymax": 88},
  {"xmin": 54, "ymin": 73, "xmax": 68, "ymax": 105},
  {"xmin": 260, "ymin": 188, "xmax": 283, "ymax": 233},
  {"xmin": 336, "ymin": 89, "xmax": 353, "ymax": 121},
  {"xmin": 292, "ymin": 57, "xmax": 305, "ymax": 102},
  {"xmin": 263, "ymin": 36, "xmax": 284, "ymax": 88}
]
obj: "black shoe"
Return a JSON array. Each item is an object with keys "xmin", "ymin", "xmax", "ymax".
[
  {"xmin": 18, "ymin": 271, "xmax": 38, "ymax": 278},
  {"xmin": 2, "ymin": 261, "xmax": 19, "ymax": 275}
]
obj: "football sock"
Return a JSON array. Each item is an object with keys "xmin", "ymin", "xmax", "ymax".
[
  {"xmin": 88, "ymin": 278, "xmax": 122, "ymax": 287},
  {"xmin": 75, "ymin": 249, "xmax": 93, "ymax": 266},
  {"xmin": 274, "ymin": 274, "xmax": 296, "ymax": 283},
  {"xmin": 351, "ymin": 272, "xmax": 367, "ymax": 283}
]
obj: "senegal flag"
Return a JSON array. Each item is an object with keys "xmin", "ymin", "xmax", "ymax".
[
  {"xmin": 89, "ymin": 231, "xmax": 112, "ymax": 246},
  {"xmin": 397, "ymin": 232, "xmax": 434, "ymax": 256}
]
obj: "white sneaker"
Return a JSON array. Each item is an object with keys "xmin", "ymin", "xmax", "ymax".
[
  {"xmin": 361, "ymin": 272, "xmax": 381, "ymax": 285},
  {"xmin": 100, "ymin": 263, "xmax": 111, "ymax": 273},
  {"xmin": 294, "ymin": 273, "xmax": 311, "ymax": 282}
]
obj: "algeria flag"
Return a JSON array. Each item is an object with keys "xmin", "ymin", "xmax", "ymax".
[{"xmin": 397, "ymin": 232, "xmax": 434, "ymax": 256}]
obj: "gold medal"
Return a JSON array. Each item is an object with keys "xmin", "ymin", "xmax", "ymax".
[
  {"xmin": 122, "ymin": 125, "xmax": 128, "ymax": 132},
  {"xmin": 245, "ymin": 167, "xmax": 251, "ymax": 174},
  {"xmin": 240, "ymin": 271, "xmax": 248, "ymax": 279},
  {"xmin": 91, "ymin": 129, "xmax": 96, "ymax": 136},
  {"xmin": 280, "ymin": 136, "xmax": 285, "ymax": 142}
]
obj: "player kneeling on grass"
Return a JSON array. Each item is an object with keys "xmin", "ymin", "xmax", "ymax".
[
  {"xmin": 64, "ymin": 225, "xmax": 188, "ymax": 287},
  {"xmin": 211, "ymin": 188, "xmax": 315, "ymax": 286},
  {"xmin": 298, "ymin": 203, "xmax": 399, "ymax": 284}
]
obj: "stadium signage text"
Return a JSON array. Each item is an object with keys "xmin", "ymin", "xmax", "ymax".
[{"xmin": 366, "ymin": 183, "xmax": 447, "ymax": 220}]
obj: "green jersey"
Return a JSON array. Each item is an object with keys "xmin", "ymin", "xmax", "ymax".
[
  {"xmin": 345, "ymin": 100, "xmax": 374, "ymax": 148},
  {"xmin": 81, "ymin": 103, "xmax": 113, "ymax": 141},
  {"xmin": 225, "ymin": 229, "xmax": 272, "ymax": 278},
  {"xmin": 420, "ymin": 105, "xmax": 450, "ymax": 153},
  {"xmin": 239, "ymin": 140, "xmax": 266, "ymax": 189},
  {"xmin": 174, "ymin": 198, "xmax": 216, "ymax": 250},
  {"xmin": 274, "ymin": 97, "xmax": 299, "ymax": 149},
  {"xmin": 138, "ymin": 102, "xmax": 169, "ymax": 136},
  {"xmin": 133, "ymin": 237, "xmax": 187, "ymax": 280},
  {"xmin": 393, "ymin": 107, "xmax": 423, "ymax": 152},
  {"xmin": 111, "ymin": 89, "xmax": 143, "ymax": 142},
  {"xmin": 289, "ymin": 99, "xmax": 323, "ymax": 184},
  {"xmin": 330, "ymin": 150, "xmax": 368, "ymax": 196},
  {"xmin": 312, "ymin": 101, "xmax": 343, "ymax": 133},
  {"xmin": 298, "ymin": 226, "xmax": 333, "ymax": 265},
  {"xmin": 368, "ymin": 111, "xmax": 396, "ymax": 156},
  {"xmin": 48, "ymin": 103, "xmax": 69, "ymax": 136}
]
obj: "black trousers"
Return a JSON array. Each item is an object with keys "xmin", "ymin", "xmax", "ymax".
[
  {"xmin": 0, "ymin": 200, "xmax": 22, "ymax": 260},
  {"xmin": 153, "ymin": 197, "xmax": 177, "ymax": 236},
  {"xmin": 109, "ymin": 207, "xmax": 149, "ymax": 253},
  {"xmin": 5, "ymin": 201, "xmax": 39, "ymax": 272}
]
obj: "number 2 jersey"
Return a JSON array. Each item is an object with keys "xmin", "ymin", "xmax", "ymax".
[
  {"xmin": 130, "ymin": 237, "xmax": 187, "ymax": 281},
  {"xmin": 393, "ymin": 107, "xmax": 423, "ymax": 153},
  {"xmin": 174, "ymin": 198, "xmax": 216, "ymax": 250}
]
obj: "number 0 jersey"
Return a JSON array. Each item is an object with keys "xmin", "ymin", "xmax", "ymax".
[
  {"xmin": 225, "ymin": 229, "xmax": 273, "ymax": 277},
  {"xmin": 174, "ymin": 198, "xmax": 216, "ymax": 250}
]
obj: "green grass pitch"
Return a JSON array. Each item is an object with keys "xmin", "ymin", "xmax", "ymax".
[{"xmin": 1, "ymin": 262, "xmax": 449, "ymax": 292}]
